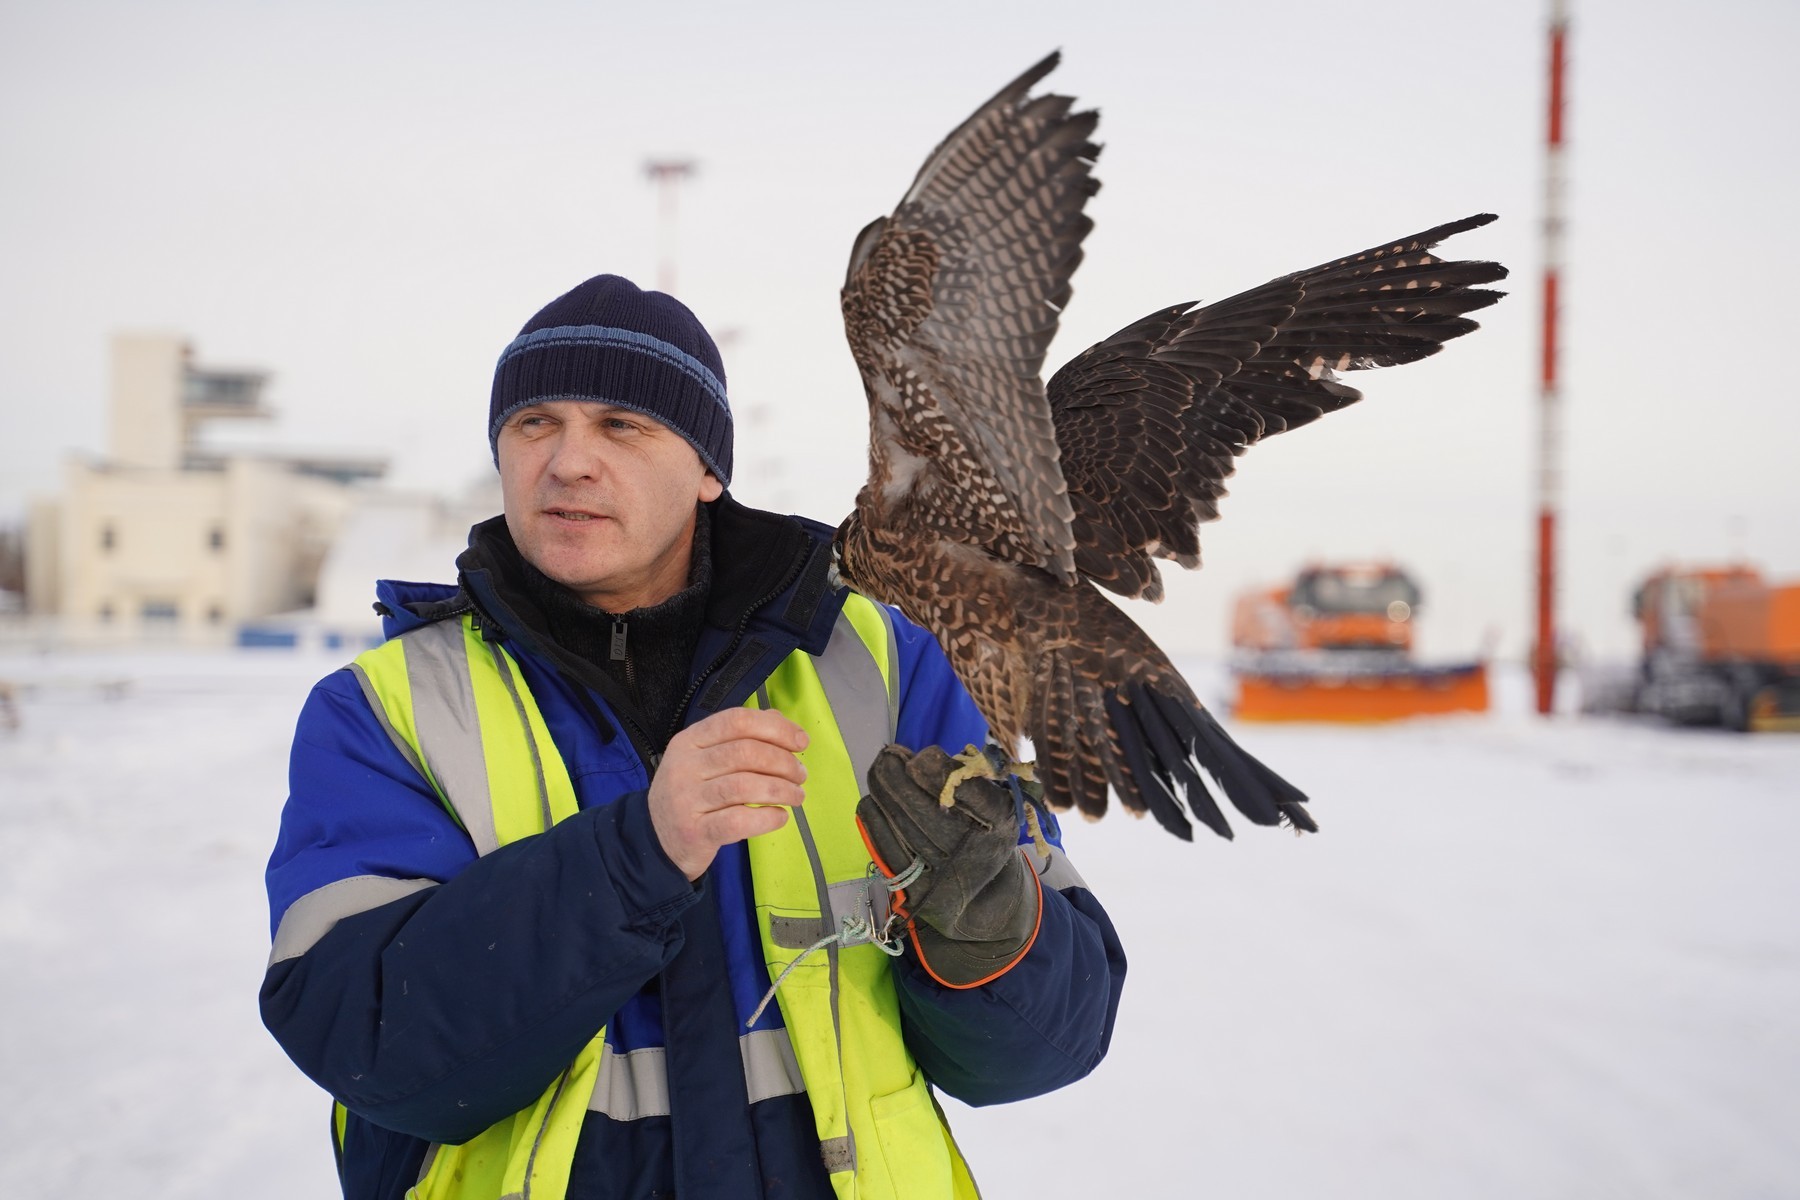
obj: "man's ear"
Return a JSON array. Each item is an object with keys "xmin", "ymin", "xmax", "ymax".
[{"xmin": 699, "ymin": 472, "xmax": 724, "ymax": 502}]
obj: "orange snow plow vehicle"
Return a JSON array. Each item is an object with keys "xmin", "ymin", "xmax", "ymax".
[
  {"xmin": 1628, "ymin": 564, "xmax": 1800, "ymax": 732},
  {"xmin": 1230, "ymin": 563, "xmax": 1488, "ymax": 722}
]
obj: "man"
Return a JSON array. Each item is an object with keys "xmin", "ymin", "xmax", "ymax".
[{"xmin": 261, "ymin": 274, "xmax": 1125, "ymax": 1200}]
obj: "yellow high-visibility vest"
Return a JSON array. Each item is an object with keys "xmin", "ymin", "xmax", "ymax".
[{"xmin": 347, "ymin": 596, "xmax": 978, "ymax": 1200}]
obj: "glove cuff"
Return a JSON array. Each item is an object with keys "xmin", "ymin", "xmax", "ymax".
[
  {"xmin": 856, "ymin": 784, "xmax": 1046, "ymax": 989},
  {"xmin": 887, "ymin": 846, "xmax": 1043, "ymax": 990}
]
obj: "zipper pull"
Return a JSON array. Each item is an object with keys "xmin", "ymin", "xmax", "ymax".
[{"xmin": 610, "ymin": 618, "xmax": 629, "ymax": 662}]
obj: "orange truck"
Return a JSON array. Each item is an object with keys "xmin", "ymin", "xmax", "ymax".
[
  {"xmin": 1230, "ymin": 563, "xmax": 1487, "ymax": 722},
  {"xmin": 1631, "ymin": 565, "xmax": 1800, "ymax": 731}
]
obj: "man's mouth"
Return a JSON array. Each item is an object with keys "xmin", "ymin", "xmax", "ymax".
[{"xmin": 546, "ymin": 508, "xmax": 604, "ymax": 522}]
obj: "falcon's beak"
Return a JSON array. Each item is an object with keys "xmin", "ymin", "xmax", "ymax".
[{"xmin": 826, "ymin": 541, "xmax": 846, "ymax": 592}]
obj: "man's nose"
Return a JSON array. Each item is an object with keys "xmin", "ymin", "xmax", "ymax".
[{"xmin": 546, "ymin": 424, "xmax": 607, "ymax": 482}]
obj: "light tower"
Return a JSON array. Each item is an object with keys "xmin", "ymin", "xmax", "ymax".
[
  {"xmin": 1533, "ymin": 0, "xmax": 1571, "ymax": 715},
  {"xmin": 643, "ymin": 159, "xmax": 697, "ymax": 294}
]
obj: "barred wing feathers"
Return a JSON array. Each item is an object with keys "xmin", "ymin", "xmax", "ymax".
[
  {"xmin": 1046, "ymin": 280, "xmax": 1304, "ymax": 600},
  {"xmin": 1048, "ymin": 214, "xmax": 1509, "ymax": 603}
]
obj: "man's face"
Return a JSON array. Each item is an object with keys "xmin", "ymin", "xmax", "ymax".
[{"xmin": 497, "ymin": 400, "xmax": 724, "ymax": 612}]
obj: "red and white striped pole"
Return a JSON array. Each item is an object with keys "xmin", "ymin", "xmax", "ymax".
[{"xmin": 1533, "ymin": 0, "xmax": 1570, "ymax": 715}]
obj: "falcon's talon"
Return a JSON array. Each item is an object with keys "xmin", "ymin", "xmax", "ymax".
[
  {"xmin": 941, "ymin": 743, "xmax": 1053, "ymax": 862},
  {"xmin": 1021, "ymin": 802, "xmax": 1053, "ymax": 863},
  {"xmin": 937, "ymin": 743, "xmax": 1002, "ymax": 808}
]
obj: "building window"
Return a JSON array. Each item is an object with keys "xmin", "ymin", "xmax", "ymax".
[
  {"xmin": 207, "ymin": 603, "xmax": 224, "ymax": 624},
  {"xmin": 208, "ymin": 525, "xmax": 225, "ymax": 552},
  {"xmin": 183, "ymin": 369, "xmax": 265, "ymax": 409},
  {"xmin": 98, "ymin": 601, "xmax": 114, "ymax": 623},
  {"xmin": 140, "ymin": 599, "xmax": 179, "ymax": 624},
  {"xmin": 100, "ymin": 523, "xmax": 116, "ymax": 552}
]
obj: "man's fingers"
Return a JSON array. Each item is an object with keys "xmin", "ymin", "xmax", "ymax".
[
  {"xmin": 705, "ymin": 802, "xmax": 792, "ymax": 846},
  {"xmin": 709, "ymin": 773, "xmax": 806, "ymax": 812},
  {"xmin": 647, "ymin": 707, "xmax": 817, "ymax": 880},
  {"xmin": 682, "ymin": 706, "xmax": 809, "ymax": 754},
  {"xmin": 698, "ymin": 736, "xmax": 808, "ymax": 786}
]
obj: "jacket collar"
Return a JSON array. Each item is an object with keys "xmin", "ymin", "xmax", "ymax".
[
  {"xmin": 442, "ymin": 495, "xmax": 841, "ymax": 653},
  {"xmin": 372, "ymin": 579, "xmax": 466, "ymax": 640},
  {"xmin": 373, "ymin": 494, "xmax": 848, "ymax": 745},
  {"xmin": 701, "ymin": 494, "xmax": 843, "ymax": 651}
]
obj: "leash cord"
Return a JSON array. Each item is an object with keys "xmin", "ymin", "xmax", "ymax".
[{"xmin": 745, "ymin": 860, "xmax": 922, "ymax": 1028}]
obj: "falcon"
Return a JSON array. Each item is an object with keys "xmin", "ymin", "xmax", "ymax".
[{"xmin": 832, "ymin": 53, "xmax": 1508, "ymax": 841}]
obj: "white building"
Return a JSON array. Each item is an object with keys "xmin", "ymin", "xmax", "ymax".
[{"xmin": 25, "ymin": 333, "xmax": 386, "ymax": 643}]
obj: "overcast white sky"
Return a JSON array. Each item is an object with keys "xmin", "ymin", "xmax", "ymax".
[{"xmin": 3, "ymin": 0, "xmax": 1797, "ymax": 659}]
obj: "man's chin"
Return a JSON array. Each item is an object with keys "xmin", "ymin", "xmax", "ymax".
[{"xmin": 521, "ymin": 533, "xmax": 616, "ymax": 592}]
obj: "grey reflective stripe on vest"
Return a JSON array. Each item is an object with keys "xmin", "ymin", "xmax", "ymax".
[
  {"xmin": 768, "ymin": 876, "xmax": 893, "ymax": 950},
  {"xmin": 815, "ymin": 608, "xmax": 898, "ymax": 793},
  {"xmin": 415, "ymin": 1143, "xmax": 440, "ymax": 1188},
  {"xmin": 402, "ymin": 618, "xmax": 501, "ymax": 855},
  {"xmin": 589, "ymin": 1046, "xmax": 669, "ymax": 1121},
  {"xmin": 870, "ymin": 600, "xmax": 900, "ymax": 742},
  {"xmin": 521, "ymin": 1066, "xmax": 575, "ymax": 1198},
  {"xmin": 791, "ymin": 798, "xmax": 855, "ymax": 1176},
  {"xmin": 819, "ymin": 1134, "xmax": 856, "ymax": 1174},
  {"xmin": 740, "ymin": 1027, "xmax": 807, "ymax": 1104},
  {"xmin": 1033, "ymin": 842, "xmax": 1088, "ymax": 893},
  {"xmin": 268, "ymin": 875, "xmax": 438, "ymax": 965},
  {"xmin": 588, "ymin": 1029, "xmax": 805, "ymax": 1120},
  {"xmin": 349, "ymin": 663, "xmax": 430, "ymax": 784},
  {"xmin": 733, "ymin": 604, "xmax": 901, "ymax": 951},
  {"xmin": 762, "ymin": 670, "xmax": 857, "ymax": 1177}
]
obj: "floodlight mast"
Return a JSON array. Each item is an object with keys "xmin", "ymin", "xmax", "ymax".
[{"xmin": 644, "ymin": 160, "xmax": 697, "ymax": 295}]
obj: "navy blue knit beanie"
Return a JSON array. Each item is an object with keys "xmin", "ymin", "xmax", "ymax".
[{"xmin": 489, "ymin": 275, "xmax": 732, "ymax": 485}]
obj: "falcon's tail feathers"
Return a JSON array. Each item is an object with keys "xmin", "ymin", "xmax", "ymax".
[{"xmin": 1109, "ymin": 681, "xmax": 1316, "ymax": 841}]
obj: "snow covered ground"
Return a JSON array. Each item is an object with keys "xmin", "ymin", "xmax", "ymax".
[{"xmin": 2, "ymin": 648, "xmax": 1796, "ymax": 1198}]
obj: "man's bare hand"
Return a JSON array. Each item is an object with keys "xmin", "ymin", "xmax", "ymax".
[{"xmin": 649, "ymin": 708, "xmax": 809, "ymax": 881}]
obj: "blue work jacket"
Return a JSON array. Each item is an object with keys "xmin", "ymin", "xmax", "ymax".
[{"xmin": 260, "ymin": 497, "xmax": 1126, "ymax": 1200}]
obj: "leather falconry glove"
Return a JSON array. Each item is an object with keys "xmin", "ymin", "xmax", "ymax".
[{"xmin": 856, "ymin": 743, "xmax": 1043, "ymax": 989}]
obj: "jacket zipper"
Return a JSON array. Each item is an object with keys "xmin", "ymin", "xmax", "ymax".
[
  {"xmin": 610, "ymin": 618, "xmax": 638, "ymax": 699},
  {"xmin": 608, "ymin": 617, "xmax": 657, "ymax": 769},
  {"xmin": 462, "ymin": 577, "xmax": 662, "ymax": 770}
]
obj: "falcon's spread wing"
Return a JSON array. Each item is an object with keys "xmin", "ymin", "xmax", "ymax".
[
  {"xmin": 1050, "ymin": 215, "xmax": 1508, "ymax": 602},
  {"xmin": 841, "ymin": 51, "xmax": 1095, "ymax": 580},
  {"xmin": 836, "ymin": 55, "xmax": 1507, "ymax": 841}
]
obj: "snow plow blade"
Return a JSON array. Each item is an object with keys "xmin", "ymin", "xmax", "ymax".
[
  {"xmin": 1748, "ymin": 679, "xmax": 1800, "ymax": 733},
  {"xmin": 1233, "ymin": 662, "xmax": 1489, "ymax": 723}
]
